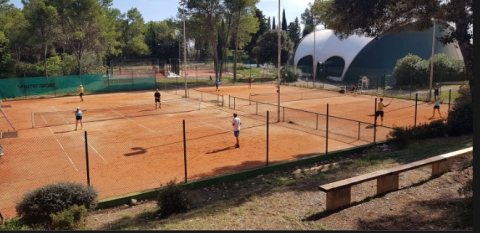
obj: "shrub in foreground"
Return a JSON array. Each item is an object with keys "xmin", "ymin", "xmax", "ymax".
[
  {"xmin": 157, "ymin": 179, "xmax": 191, "ymax": 217},
  {"xmin": 15, "ymin": 182, "xmax": 97, "ymax": 227}
]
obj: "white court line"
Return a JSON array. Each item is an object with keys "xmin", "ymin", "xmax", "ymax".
[
  {"xmin": 76, "ymin": 133, "xmax": 108, "ymax": 164},
  {"xmin": 127, "ymin": 118, "xmax": 156, "ymax": 133},
  {"xmin": 110, "ymin": 108, "xmax": 156, "ymax": 133},
  {"xmin": 51, "ymin": 132, "xmax": 79, "ymax": 171},
  {"xmin": 51, "ymin": 106, "xmax": 72, "ymax": 127}
]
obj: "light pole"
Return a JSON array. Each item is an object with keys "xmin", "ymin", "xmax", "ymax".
[
  {"xmin": 428, "ymin": 19, "xmax": 436, "ymax": 102},
  {"xmin": 277, "ymin": 0, "xmax": 281, "ymax": 122},
  {"xmin": 180, "ymin": 0, "xmax": 188, "ymax": 98}
]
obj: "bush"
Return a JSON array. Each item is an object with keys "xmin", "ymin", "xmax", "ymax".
[
  {"xmin": 50, "ymin": 204, "xmax": 88, "ymax": 230},
  {"xmin": 446, "ymin": 101, "xmax": 473, "ymax": 136},
  {"xmin": 387, "ymin": 119, "xmax": 447, "ymax": 148},
  {"xmin": 156, "ymin": 179, "xmax": 191, "ymax": 217},
  {"xmin": 15, "ymin": 182, "xmax": 98, "ymax": 227},
  {"xmin": 393, "ymin": 54, "xmax": 429, "ymax": 87},
  {"xmin": 0, "ymin": 217, "xmax": 30, "ymax": 230},
  {"xmin": 281, "ymin": 66, "xmax": 302, "ymax": 83},
  {"xmin": 454, "ymin": 82, "xmax": 471, "ymax": 104}
]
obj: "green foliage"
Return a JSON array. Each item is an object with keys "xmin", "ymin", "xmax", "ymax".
[
  {"xmin": 0, "ymin": 31, "xmax": 16, "ymax": 78},
  {"xmin": 156, "ymin": 179, "xmax": 191, "ymax": 217},
  {"xmin": 0, "ymin": 217, "xmax": 30, "ymax": 230},
  {"xmin": 281, "ymin": 66, "xmax": 302, "ymax": 83},
  {"xmin": 49, "ymin": 204, "xmax": 88, "ymax": 230},
  {"xmin": 446, "ymin": 101, "xmax": 473, "ymax": 136},
  {"xmin": 427, "ymin": 53, "xmax": 466, "ymax": 83},
  {"xmin": 454, "ymin": 82, "xmax": 471, "ymax": 104},
  {"xmin": 253, "ymin": 31, "xmax": 294, "ymax": 66},
  {"xmin": 15, "ymin": 182, "xmax": 98, "ymax": 227},
  {"xmin": 392, "ymin": 54, "xmax": 429, "ymax": 87},
  {"xmin": 387, "ymin": 120, "xmax": 447, "ymax": 149},
  {"xmin": 15, "ymin": 61, "xmax": 43, "ymax": 77}
]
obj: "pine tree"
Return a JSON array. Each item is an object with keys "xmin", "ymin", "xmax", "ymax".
[{"xmin": 282, "ymin": 8, "xmax": 287, "ymax": 31}]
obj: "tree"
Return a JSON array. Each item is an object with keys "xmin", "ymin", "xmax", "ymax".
[
  {"xmin": 281, "ymin": 8, "xmax": 287, "ymax": 31},
  {"xmin": 0, "ymin": 31, "xmax": 16, "ymax": 78},
  {"xmin": 244, "ymin": 8, "xmax": 268, "ymax": 61},
  {"xmin": 22, "ymin": 0, "xmax": 58, "ymax": 76},
  {"xmin": 253, "ymin": 30, "xmax": 294, "ymax": 66},
  {"xmin": 224, "ymin": 0, "xmax": 259, "ymax": 82},
  {"xmin": 272, "ymin": 16, "xmax": 276, "ymax": 30},
  {"xmin": 119, "ymin": 8, "xmax": 149, "ymax": 58},
  {"xmin": 300, "ymin": 7, "xmax": 314, "ymax": 37},
  {"xmin": 287, "ymin": 17, "xmax": 301, "ymax": 48},
  {"xmin": 48, "ymin": 0, "xmax": 110, "ymax": 75},
  {"xmin": 310, "ymin": 0, "xmax": 331, "ymax": 29},
  {"xmin": 267, "ymin": 16, "xmax": 270, "ymax": 30},
  {"xmin": 144, "ymin": 20, "xmax": 177, "ymax": 61},
  {"xmin": 319, "ymin": 0, "xmax": 473, "ymax": 101}
]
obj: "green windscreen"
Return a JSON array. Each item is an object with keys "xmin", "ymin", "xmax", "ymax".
[{"xmin": 0, "ymin": 74, "xmax": 156, "ymax": 100}]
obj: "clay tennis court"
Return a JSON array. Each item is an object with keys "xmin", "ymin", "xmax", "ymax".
[{"xmin": 0, "ymin": 83, "xmax": 447, "ymax": 217}]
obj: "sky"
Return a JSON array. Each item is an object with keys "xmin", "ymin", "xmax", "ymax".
[{"xmin": 9, "ymin": 0, "xmax": 312, "ymax": 26}]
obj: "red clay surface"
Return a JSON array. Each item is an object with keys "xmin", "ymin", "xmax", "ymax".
[{"xmin": 0, "ymin": 83, "xmax": 447, "ymax": 217}]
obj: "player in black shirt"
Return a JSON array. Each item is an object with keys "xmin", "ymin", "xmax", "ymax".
[{"xmin": 154, "ymin": 89, "xmax": 161, "ymax": 109}]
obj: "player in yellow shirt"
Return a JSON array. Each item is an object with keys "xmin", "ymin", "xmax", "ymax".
[
  {"xmin": 78, "ymin": 85, "xmax": 84, "ymax": 102},
  {"xmin": 375, "ymin": 98, "xmax": 389, "ymax": 125}
]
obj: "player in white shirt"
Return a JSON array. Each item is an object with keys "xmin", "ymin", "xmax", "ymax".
[{"xmin": 232, "ymin": 113, "xmax": 242, "ymax": 148}]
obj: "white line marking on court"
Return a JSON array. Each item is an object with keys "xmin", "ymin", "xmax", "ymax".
[
  {"xmin": 76, "ymin": 133, "xmax": 108, "ymax": 164},
  {"xmin": 192, "ymin": 119, "xmax": 231, "ymax": 132},
  {"xmin": 52, "ymin": 106, "xmax": 72, "ymax": 126},
  {"xmin": 127, "ymin": 118, "xmax": 156, "ymax": 133},
  {"xmin": 52, "ymin": 134, "xmax": 79, "ymax": 171}
]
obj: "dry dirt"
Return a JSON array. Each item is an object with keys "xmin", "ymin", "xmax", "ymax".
[{"xmin": 85, "ymin": 145, "xmax": 473, "ymax": 230}]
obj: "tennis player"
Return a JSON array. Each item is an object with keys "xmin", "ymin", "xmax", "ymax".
[
  {"xmin": 75, "ymin": 107, "xmax": 83, "ymax": 130},
  {"xmin": 232, "ymin": 113, "xmax": 242, "ymax": 148},
  {"xmin": 375, "ymin": 98, "xmax": 389, "ymax": 125},
  {"xmin": 154, "ymin": 89, "xmax": 161, "ymax": 109}
]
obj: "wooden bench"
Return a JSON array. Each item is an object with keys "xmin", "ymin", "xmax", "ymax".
[{"xmin": 318, "ymin": 147, "xmax": 473, "ymax": 211}]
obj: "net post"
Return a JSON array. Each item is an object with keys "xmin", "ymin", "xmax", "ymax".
[
  {"xmin": 249, "ymin": 93, "xmax": 251, "ymax": 105},
  {"xmin": 201, "ymin": 92, "xmax": 203, "ymax": 102},
  {"xmin": 222, "ymin": 95, "xmax": 224, "ymax": 107},
  {"xmin": 228, "ymin": 95, "xmax": 230, "ymax": 108},
  {"xmin": 316, "ymin": 113, "xmax": 318, "ymax": 130},
  {"xmin": 256, "ymin": 101, "xmax": 258, "ymax": 115},
  {"xmin": 282, "ymin": 107, "xmax": 285, "ymax": 122},
  {"xmin": 234, "ymin": 97, "xmax": 236, "ymax": 110},
  {"xmin": 32, "ymin": 112, "xmax": 34, "ymax": 128}
]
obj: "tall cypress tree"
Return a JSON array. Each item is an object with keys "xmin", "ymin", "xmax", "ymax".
[
  {"xmin": 282, "ymin": 8, "xmax": 287, "ymax": 31},
  {"xmin": 267, "ymin": 17, "xmax": 271, "ymax": 30},
  {"xmin": 272, "ymin": 16, "xmax": 276, "ymax": 30}
]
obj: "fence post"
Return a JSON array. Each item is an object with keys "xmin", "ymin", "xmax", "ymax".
[
  {"xmin": 316, "ymin": 113, "xmax": 318, "ymax": 130},
  {"xmin": 183, "ymin": 120, "xmax": 187, "ymax": 183},
  {"xmin": 234, "ymin": 97, "xmax": 236, "ymax": 110},
  {"xmin": 256, "ymin": 102, "xmax": 258, "ymax": 115},
  {"xmin": 84, "ymin": 131, "xmax": 90, "ymax": 186},
  {"xmin": 266, "ymin": 111, "xmax": 269, "ymax": 166},
  {"xmin": 374, "ymin": 98, "xmax": 377, "ymax": 145},
  {"xmin": 222, "ymin": 95, "xmax": 224, "ymax": 107},
  {"xmin": 229, "ymin": 95, "xmax": 231, "ymax": 108},
  {"xmin": 448, "ymin": 89, "xmax": 451, "ymax": 114},
  {"xmin": 415, "ymin": 93, "xmax": 418, "ymax": 128},
  {"xmin": 282, "ymin": 107, "xmax": 285, "ymax": 122},
  {"xmin": 201, "ymin": 92, "xmax": 203, "ymax": 102},
  {"xmin": 326, "ymin": 104, "xmax": 329, "ymax": 154},
  {"xmin": 358, "ymin": 121, "xmax": 360, "ymax": 140}
]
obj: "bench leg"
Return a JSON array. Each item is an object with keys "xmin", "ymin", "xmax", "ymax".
[
  {"xmin": 432, "ymin": 160, "xmax": 451, "ymax": 177},
  {"xmin": 377, "ymin": 173, "xmax": 399, "ymax": 195},
  {"xmin": 326, "ymin": 186, "xmax": 351, "ymax": 211}
]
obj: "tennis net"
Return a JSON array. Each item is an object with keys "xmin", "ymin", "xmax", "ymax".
[
  {"xmin": 249, "ymin": 89, "xmax": 344, "ymax": 103},
  {"xmin": 32, "ymin": 98, "xmax": 201, "ymax": 128}
]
